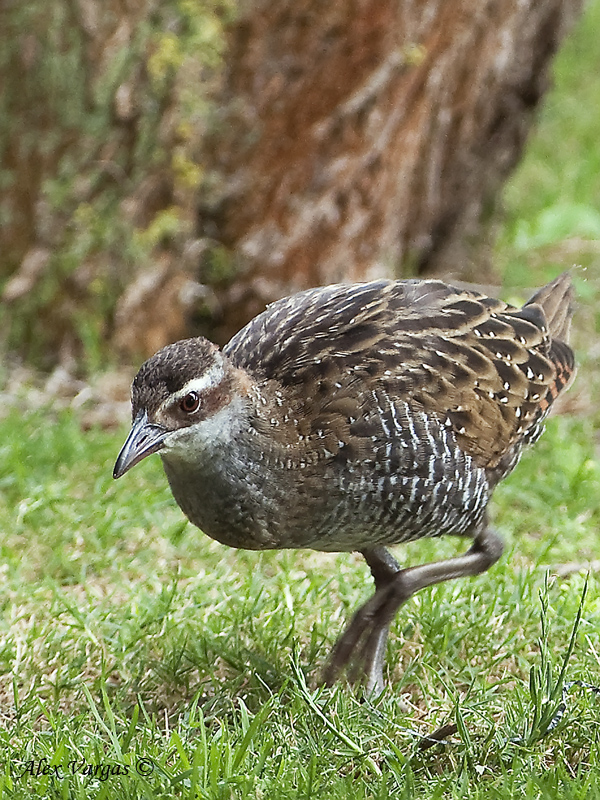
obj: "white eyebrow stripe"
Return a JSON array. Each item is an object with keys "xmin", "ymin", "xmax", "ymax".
[
  {"xmin": 179, "ymin": 366, "xmax": 224, "ymax": 397},
  {"xmin": 159, "ymin": 362, "xmax": 225, "ymax": 411}
]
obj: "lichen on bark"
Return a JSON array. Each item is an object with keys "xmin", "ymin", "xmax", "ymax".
[{"xmin": 0, "ymin": 0, "xmax": 233, "ymax": 369}]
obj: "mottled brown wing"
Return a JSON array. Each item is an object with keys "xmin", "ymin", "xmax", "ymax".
[
  {"xmin": 225, "ymin": 277, "xmax": 574, "ymax": 470},
  {"xmin": 226, "ymin": 280, "xmax": 488, "ymax": 378}
]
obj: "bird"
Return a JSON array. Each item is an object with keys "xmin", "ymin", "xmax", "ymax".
[{"xmin": 113, "ymin": 273, "xmax": 575, "ymax": 693}]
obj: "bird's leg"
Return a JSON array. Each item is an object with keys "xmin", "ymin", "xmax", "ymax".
[
  {"xmin": 324, "ymin": 522, "xmax": 503, "ymax": 690},
  {"xmin": 322, "ymin": 546, "xmax": 400, "ymax": 694},
  {"xmin": 351, "ymin": 546, "xmax": 401, "ymax": 694}
]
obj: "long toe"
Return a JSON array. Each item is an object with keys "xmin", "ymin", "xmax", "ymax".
[
  {"xmin": 360, "ymin": 623, "xmax": 390, "ymax": 695},
  {"xmin": 323, "ymin": 590, "xmax": 394, "ymax": 689},
  {"xmin": 323, "ymin": 608, "xmax": 369, "ymax": 686}
]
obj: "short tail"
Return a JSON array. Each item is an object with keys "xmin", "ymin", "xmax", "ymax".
[
  {"xmin": 527, "ymin": 272, "xmax": 576, "ymax": 401},
  {"xmin": 526, "ymin": 272, "xmax": 573, "ymax": 343}
]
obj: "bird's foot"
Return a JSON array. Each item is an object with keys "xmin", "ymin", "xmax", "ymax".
[{"xmin": 323, "ymin": 584, "xmax": 400, "ymax": 694}]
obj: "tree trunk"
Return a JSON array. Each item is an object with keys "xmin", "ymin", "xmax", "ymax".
[
  {"xmin": 199, "ymin": 0, "xmax": 583, "ymax": 341},
  {"xmin": 0, "ymin": 0, "xmax": 583, "ymax": 365}
]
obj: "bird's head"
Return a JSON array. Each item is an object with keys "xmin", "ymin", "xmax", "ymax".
[{"xmin": 113, "ymin": 337, "xmax": 240, "ymax": 478}]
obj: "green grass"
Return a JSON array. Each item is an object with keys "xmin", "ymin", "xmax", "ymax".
[
  {"xmin": 0, "ymin": 406, "xmax": 600, "ymax": 799},
  {"xmin": 2, "ymin": 0, "xmax": 600, "ymax": 797}
]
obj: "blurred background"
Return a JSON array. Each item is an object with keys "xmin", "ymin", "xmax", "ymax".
[{"xmin": 1, "ymin": 0, "xmax": 598, "ymax": 391}]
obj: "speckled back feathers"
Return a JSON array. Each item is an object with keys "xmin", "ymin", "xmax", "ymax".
[{"xmin": 226, "ymin": 274, "xmax": 575, "ymax": 478}]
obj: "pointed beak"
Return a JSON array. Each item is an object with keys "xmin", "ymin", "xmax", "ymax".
[{"xmin": 113, "ymin": 410, "xmax": 168, "ymax": 479}]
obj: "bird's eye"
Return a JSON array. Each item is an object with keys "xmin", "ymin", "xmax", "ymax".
[{"xmin": 180, "ymin": 391, "xmax": 201, "ymax": 413}]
